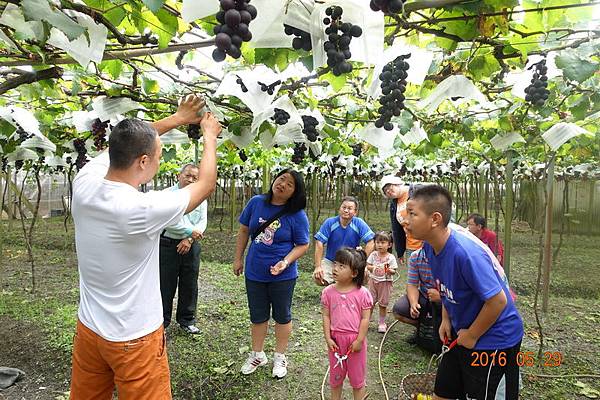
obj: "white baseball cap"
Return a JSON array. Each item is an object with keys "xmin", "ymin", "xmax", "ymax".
[{"xmin": 380, "ymin": 175, "xmax": 403, "ymax": 194}]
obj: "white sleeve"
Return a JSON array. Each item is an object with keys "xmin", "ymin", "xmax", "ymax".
[
  {"xmin": 126, "ymin": 189, "xmax": 191, "ymax": 237},
  {"xmin": 196, "ymin": 200, "xmax": 208, "ymax": 233}
]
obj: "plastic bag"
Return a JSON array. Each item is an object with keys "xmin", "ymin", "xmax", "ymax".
[
  {"xmin": 358, "ymin": 123, "xmax": 398, "ymax": 153},
  {"xmin": 416, "ymin": 75, "xmax": 487, "ymax": 114},
  {"xmin": 91, "ymin": 97, "xmax": 143, "ymax": 122},
  {"xmin": 282, "ymin": 0, "xmax": 314, "ymax": 32},
  {"xmin": 542, "ymin": 122, "xmax": 591, "ymax": 151},
  {"xmin": 310, "ymin": 0, "xmax": 384, "ymax": 70},
  {"xmin": 182, "ymin": 0, "xmax": 218, "ymax": 23},
  {"xmin": 21, "ymin": 136, "xmax": 56, "ymax": 152},
  {"xmin": 47, "ymin": 12, "xmax": 107, "ymax": 67},
  {"xmin": 490, "ymin": 132, "xmax": 525, "ymax": 151},
  {"xmin": 250, "ymin": 0, "xmax": 293, "ymax": 48},
  {"xmin": 399, "ymin": 121, "xmax": 428, "ymax": 147},
  {"xmin": 223, "ymin": 126, "xmax": 255, "ymax": 149},
  {"xmin": 160, "ymin": 129, "xmax": 189, "ymax": 145},
  {"xmin": 366, "ymin": 43, "xmax": 434, "ymax": 99},
  {"xmin": 214, "ymin": 66, "xmax": 282, "ymax": 114},
  {"xmin": 250, "ymin": 95, "xmax": 301, "ymax": 136}
]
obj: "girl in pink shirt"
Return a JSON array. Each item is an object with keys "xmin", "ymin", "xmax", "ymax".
[{"xmin": 321, "ymin": 247, "xmax": 373, "ymax": 400}]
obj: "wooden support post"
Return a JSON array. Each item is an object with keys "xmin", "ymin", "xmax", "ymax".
[
  {"xmin": 504, "ymin": 150, "xmax": 514, "ymax": 281},
  {"xmin": 542, "ymin": 155, "xmax": 555, "ymax": 313},
  {"xmin": 229, "ymin": 177, "xmax": 236, "ymax": 232}
]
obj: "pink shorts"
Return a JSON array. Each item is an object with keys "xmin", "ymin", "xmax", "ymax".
[
  {"xmin": 328, "ymin": 331, "xmax": 367, "ymax": 389},
  {"xmin": 368, "ymin": 280, "xmax": 392, "ymax": 307}
]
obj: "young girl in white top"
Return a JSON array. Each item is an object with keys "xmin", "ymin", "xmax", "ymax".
[{"xmin": 366, "ymin": 231, "xmax": 398, "ymax": 333}]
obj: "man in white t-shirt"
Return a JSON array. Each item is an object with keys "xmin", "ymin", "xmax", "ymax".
[{"xmin": 69, "ymin": 95, "xmax": 221, "ymax": 400}]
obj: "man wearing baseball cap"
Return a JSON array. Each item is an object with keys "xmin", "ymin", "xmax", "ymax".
[{"xmin": 380, "ymin": 175, "xmax": 423, "ymax": 263}]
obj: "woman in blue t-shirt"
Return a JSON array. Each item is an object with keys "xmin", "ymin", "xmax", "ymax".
[{"xmin": 233, "ymin": 168, "xmax": 310, "ymax": 379}]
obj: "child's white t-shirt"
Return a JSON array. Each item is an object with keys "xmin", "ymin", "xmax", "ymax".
[
  {"xmin": 72, "ymin": 152, "xmax": 189, "ymax": 341},
  {"xmin": 367, "ymin": 252, "xmax": 397, "ymax": 282}
]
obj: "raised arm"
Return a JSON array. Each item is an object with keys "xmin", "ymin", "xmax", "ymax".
[
  {"xmin": 152, "ymin": 95, "xmax": 205, "ymax": 136},
  {"xmin": 182, "ymin": 113, "xmax": 221, "ymax": 213}
]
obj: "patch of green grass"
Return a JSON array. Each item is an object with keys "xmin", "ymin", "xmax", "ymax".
[{"xmin": 1, "ymin": 215, "xmax": 599, "ymax": 399}]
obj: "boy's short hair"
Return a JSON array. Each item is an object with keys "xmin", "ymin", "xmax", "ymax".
[
  {"xmin": 468, "ymin": 213, "xmax": 486, "ymax": 228},
  {"xmin": 411, "ymin": 185, "xmax": 453, "ymax": 227},
  {"xmin": 341, "ymin": 196, "xmax": 359, "ymax": 210}
]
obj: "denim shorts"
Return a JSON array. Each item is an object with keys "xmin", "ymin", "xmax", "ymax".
[{"xmin": 245, "ymin": 278, "xmax": 296, "ymax": 324}]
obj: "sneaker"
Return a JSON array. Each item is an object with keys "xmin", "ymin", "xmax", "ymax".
[
  {"xmin": 180, "ymin": 325, "xmax": 200, "ymax": 335},
  {"xmin": 241, "ymin": 351, "xmax": 268, "ymax": 375},
  {"xmin": 272, "ymin": 352, "xmax": 288, "ymax": 379},
  {"xmin": 377, "ymin": 323, "xmax": 387, "ymax": 333}
]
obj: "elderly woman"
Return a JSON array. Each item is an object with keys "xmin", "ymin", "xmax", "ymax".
[
  {"xmin": 233, "ymin": 169, "xmax": 310, "ymax": 379},
  {"xmin": 380, "ymin": 175, "xmax": 423, "ymax": 263}
]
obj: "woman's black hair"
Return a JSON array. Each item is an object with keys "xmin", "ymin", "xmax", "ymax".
[
  {"xmin": 264, "ymin": 168, "xmax": 307, "ymax": 212},
  {"xmin": 334, "ymin": 247, "xmax": 368, "ymax": 287}
]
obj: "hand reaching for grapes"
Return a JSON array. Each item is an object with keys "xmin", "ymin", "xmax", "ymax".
[
  {"xmin": 199, "ymin": 112, "xmax": 222, "ymax": 141},
  {"xmin": 175, "ymin": 95, "xmax": 206, "ymax": 126}
]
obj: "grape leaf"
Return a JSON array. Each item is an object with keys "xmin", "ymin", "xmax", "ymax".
[
  {"xmin": 142, "ymin": 0, "xmax": 165, "ymax": 13},
  {"xmin": 555, "ymin": 52, "xmax": 599, "ymax": 83}
]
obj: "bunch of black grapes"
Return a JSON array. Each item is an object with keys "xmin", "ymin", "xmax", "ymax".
[
  {"xmin": 73, "ymin": 138, "xmax": 88, "ymax": 170},
  {"xmin": 15, "ymin": 127, "xmax": 32, "ymax": 142},
  {"xmin": 1, "ymin": 157, "xmax": 7, "ymax": 172},
  {"xmin": 271, "ymin": 108, "xmax": 290, "ymax": 125},
  {"xmin": 369, "ymin": 0, "xmax": 404, "ymax": 13},
  {"xmin": 213, "ymin": 0, "xmax": 258, "ymax": 62},
  {"xmin": 323, "ymin": 6, "xmax": 362, "ymax": 76},
  {"xmin": 524, "ymin": 59, "xmax": 549, "ymax": 107},
  {"xmin": 91, "ymin": 118, "xmax": 109, "ymax": 150},
  {"xmin": 187, "ymin": 124, "xmax": 201, "ymax": 140},
  {"xmin": 351, "ymin": 143, "xmax": 361, "ymax": 157},
  {"xmin": 375, "ymin": 54, "xmax": 410, "ymax": 131},
  {"xmin": 284, "ymin": 24, "xmax": 312, "ymax": 51},
  {"xmin": 258, "ymin": 80, "xmax": 281, "ymax": 95},
  {"xmin": 291, "ymin": 142, "xmax": 306, "ymax": 164},
  {"xmin": 239, "ymin": 149, "xmax": 248, "ymax": 162},
  {"xmin": 301, "ymin": 115, "xmax": 319, "ymax": 142},
  {"xmin": 235, "ymin": 75, "xmax": 248, "ymax": 92}
]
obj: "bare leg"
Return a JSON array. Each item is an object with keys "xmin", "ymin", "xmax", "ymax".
[
  {"xmin": 353, "ymin": 385, "xmax": 366, "ymax": 399},
  {"xmin": 274, "ymin": 322, "xmax": 292, "ymax": 353},
  {"xmin": 379, "ymin": 305, "xmax": 387, "ymax": 319},
  {"xmin": 331, "ymin": 385, "xmax": 342, "ymax": 400},
  {"xmin": 251, "ymin": 322, "xmax": 268, "ymax": 352}
]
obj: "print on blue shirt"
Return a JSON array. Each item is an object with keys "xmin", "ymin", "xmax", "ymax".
[
  {"xmin": 423, "ymin": 230, "xmax": 524, "ymax": 350},
  {"xmin": 239, "ymin": 195, "xmax": 310, "ymax": 282}
]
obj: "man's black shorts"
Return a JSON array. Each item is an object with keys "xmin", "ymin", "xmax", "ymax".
[{"xmin": 435, "ymin": 340, "xmax": 521, "ymax": 400}]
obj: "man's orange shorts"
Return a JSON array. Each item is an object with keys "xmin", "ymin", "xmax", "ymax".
[{"xmin": 70, "ymin": 319, "xmax": 171, "ymax": 400}]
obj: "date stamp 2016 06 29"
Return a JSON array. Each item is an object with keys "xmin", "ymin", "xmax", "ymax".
[{"xmin": 471, "ymin": 351, "xmax": 563, "ymax": 368}]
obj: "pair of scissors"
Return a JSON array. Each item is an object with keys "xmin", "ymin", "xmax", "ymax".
[
  {"xmin": 435, "ymin": 335, "xmax": 458, "ymax": 363},
  {"xmin": 333, "ymin": 348, "xmax": 352, "ymax": 369}
]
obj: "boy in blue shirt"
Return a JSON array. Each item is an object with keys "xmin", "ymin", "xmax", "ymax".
[
  {"xmin": 404, "ymin": 185, "xmax": 523, "ymax": 400},
  {"xmin": 312, "ymin": 196, "xmax": 375, "ymax": 285}
]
